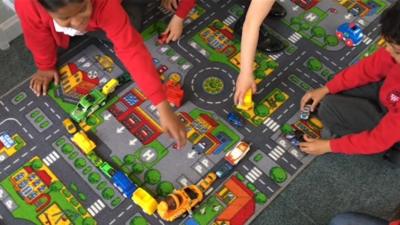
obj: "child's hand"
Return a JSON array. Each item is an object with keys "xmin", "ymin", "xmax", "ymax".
[
  {"xmin": 161, "ymin": 0, "xmax": 179, "ymax": 12},
  {"xmin": 299, "ymin": 135, "xmax": 331, "ymax": 155},
  {"xmin": 157, "ymin": 101, "xmax": 187, "ymax": 149},
  {"xmin": 30, "ymin": 70, "xmax": 59, "ymax": 96},
  {"xmin": 163, "ymin": 15, "xmax": 184, "ymax": 43},
  {"xmin": 300, "ymin": 86, "xmax": 330, "ymax": 112},
  {"xmin": 234, "ymin": 72, "xmax": 257, "ymax": 106}
]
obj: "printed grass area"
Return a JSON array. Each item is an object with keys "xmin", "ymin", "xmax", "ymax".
[{"xmin": 193, "ymin": 196, "xmax": 225, "ymax": 225}]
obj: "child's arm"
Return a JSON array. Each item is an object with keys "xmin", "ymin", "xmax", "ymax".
[
  {"xmin": 162, "ymin": 0, "xmax": 196, "ymax": 43},
  {"xmin": 234, "ymin": 0, "xmax": 275, "ymax": 106},
  {"xmin": 15, "ymin": 0, "xmax": 60, "ymax": 96},
  {"xmin": 96, "ymin": 0, "xmax": 186, "ymax": 147},
  {"xmin": 326, "ymin": 48, "xmax": 394, "ymax": 94},
  {"xmin": 330, "ymin": 110, "xmax": 400, "ymax": 155}
]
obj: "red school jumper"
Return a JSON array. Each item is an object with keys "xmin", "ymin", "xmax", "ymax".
[
  {"xmin": 15, "ymin": 0, "xmax": 195, "ymax": 105},
  {"xmin": 326, "ymin": 48, "xmax": 400, "ymax": 154}
]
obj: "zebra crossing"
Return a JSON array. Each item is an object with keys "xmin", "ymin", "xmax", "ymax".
[
  {"xmin": 263, "ymin": 117, "xmax": 280, "ymax": 132},
  {"xmin": 43, "ymin": 151, "xmax": 60, "ymax": 166},
  {"xmin": 87, "ymin": 199, "xmax": 106, "ymax": 217},
  {"xmin": 269, "ymin": 52, "xmax": 283, "ymax": 61},
  {"xmin": 223, "ymin": 15, "xmax": 237, "ymax": 26},
  {"xmin": 288, "ymin": 32, "xmax": 302, "ymax": 44},
  {"xmin": 362, "ymin": 36, "xmax": 373, "ymax": 45},
  {"xmin": 245, "ymin": 166, "xmax": 263, "ymax": 183},
  {"xmin": 268, "ymin": 145, "xmax": 285, "ymax": 161}
]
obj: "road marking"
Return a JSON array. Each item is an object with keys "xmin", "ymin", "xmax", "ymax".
[
  {"xmin": 267, "ymin": 186, "xmax": 274, "ymax": 193},
  {"xmin": 53, "ymin": 129, "xmax": 60, "ymax": 135},
  {"xmin": 19, "ymin": 106, "xmax": 26, "ymax": 112},
  {"xmin": 290, "ymin": 164, "xmax": 297, "ymax": 170},
  {"xmin": 242, "ymin": 165, "xmax": 249, "ymax": 171},
  {"xmin": 4, "ymin": 165, "xmax": 11, "ymax": 171},
  {"xmin": 28, "ymin": 134, "xmax": 33, "ymax": 140},
  {"xmin": 117, "ymin": 212, "xmax": 125, "ymax": 218},
  {"xmin": 21, "ymin": 152, "xmax": 28, "ymax": 158},
  {"xmin": 12, "ymin": 158, "xmax": 20, "ymax": 164},
  {"xmin": 27, "ymin": 100, "xmax": 33, "ymax": 106},
  {"xmin": 259, "ymin": 180, "xmax": 266, "ymax": 185},
  {"xmin": 45, "ymin": 135, "xmax": 52, "ymax": 141},
  {"xmin": 126, "ymin": 204, "xmax": 133, "ymax": 210},
  {"xmin": 110, "ymin": 219, "xmax": 116, "ymax": 225},
  {"xmin": 30, "ymin": 146, "xmax": 37, "ymax": 152},
  {"xmin": 4, "ymin": 106, "xmax": 9, "ymax": 112},
  {"xmin": 88, "ymin": 208, "xmax": 95, "ymax": 217},
  {"xmin": 245, "ymin": 127, "xmax": 252, "ymax": 133}
]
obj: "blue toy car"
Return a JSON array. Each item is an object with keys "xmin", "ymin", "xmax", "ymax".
[
  {"xmin": 216, "ymin": 161, "xmax": 234, "ymax": 178},
  {"xmin": 336, "ymin": 22, "xmax": 364, "ymax": 47},
  {"xmin": 112, "ymin": 171, "xmax": 137, "ymax": 198},
  {"xmin": 227, "ymin": 112, "xmax": 244, "ymax": 128}
]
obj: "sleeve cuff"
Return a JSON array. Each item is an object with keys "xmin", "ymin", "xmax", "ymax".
[
  {"xmin": 148, "ymin": 90, "xmax": 167, "ymax": 106},
  {"xmin": 329, "ymin": 138, "xmax": 349, "ymax": 154}
]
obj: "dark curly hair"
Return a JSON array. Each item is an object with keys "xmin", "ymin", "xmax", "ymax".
[
  {"xmin": 38, "ymin": 0, "xmax": 85, "ymax": 12},
  {"xmin": 381, "ymin": 2, "xmax": 400, "ymax": 45}
]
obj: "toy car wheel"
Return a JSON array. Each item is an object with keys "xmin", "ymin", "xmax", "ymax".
[
  {"xmin": 345, "ymin": 39, "xmax": 354, "ymax": 47},
  {"xmin": 336, "ymin": 31, "xmax": 343, "ymax": 40}
]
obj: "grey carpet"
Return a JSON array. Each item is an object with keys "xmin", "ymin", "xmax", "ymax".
[{"xmin": 2, "ymin": 36, "xmax": 400, "ymax": 225}]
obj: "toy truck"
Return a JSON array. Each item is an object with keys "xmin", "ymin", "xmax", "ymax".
[
  {"xmin": 157, "ymin": 185, "xmax": 204, "ymax": 222},
  {"xmin": 70, "ymin": 79, "xmax": 119, "ymax": 123}
]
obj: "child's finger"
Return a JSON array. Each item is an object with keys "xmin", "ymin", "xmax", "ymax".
[
  {"xmin": 42, "ymin": 83, "xmax": 48, "ymax": 96},
  {"xmin": 172, "ymin": 0, "xmax": 178, "ymax": 11},
  {"xmin": 166, "ymin": 32, "xmax": 174, "ymax": 43},
  {"xmin": 303, "ymin": 134, "xmax": 315, "ymax": 142},
  {"xmin": 54, "ymin": 72, "xmax": 60, "ymax": 85}
]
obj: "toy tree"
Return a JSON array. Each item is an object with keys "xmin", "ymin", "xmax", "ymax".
[
  {"xmin": 307, "ymin": 58, "xmax": 322, "ymax": 72},
  {"xmin": 88, "ymin": 172, "xmax": 101, "ymax": 184},
  {"xmin": 50, "ymin": 181, "xmax": 63, "ymax": 192},
  {"xmin": 123, "ymin": 154, "xmax": 135, "ymax": 165},
  {"xmin": 102, "ymin": 187, "xmax": 115, "ymax": 200},
  {"xmin": 31, "ymin": 159, "xmax": 43, "ymax": 170},
  {"xmin": 311, "ymin": 26, "xmax": 326, "ymax": 39},
  {"xmin": 255, "ymin": 192, "xmax": 268, "ymax": 204},
  {"xmin": 274, "ymin": 92, "xmax": 286, "ymax": 102},
  {"xmin": 74, "ymin": 158, "xmax": 87, "ymax": 169},
  {"xmin": 281, "ymin": 124, "xmax": 294, "ymax": 135},
  {"xmin": 324, "ymin": 35, "xmax": 339, "ymax": 47},
  {"xmin": 254, "ymin": 104, "xmax": 270, "ymax": 117},
  {"xmin": 270, "ymin": 166, "xmax": 287, "ymax": 184},
  {"xmin": 157, "ymin": 181, "xmax": 174, "ymax": 197},
  {"xmin": 131, "ymin": 163, "xmax": 144, "ymax": 174},
  {"xmin": 144, "ymin": 169, "xmax": 161, "ymax": 185},
  {"xmin": 130, "ymin": 216, "xmax": 148, "ymax": 225}
]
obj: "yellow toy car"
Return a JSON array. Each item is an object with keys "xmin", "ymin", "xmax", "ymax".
[
  {"xmin": 101, "ymin": 78, "xmax": 119, "ymax": 95},
  {"xmin": 198, "ymin": 172, "xmax": 217, "ymax": 192},
  {"xmin": 71, "ymin": 131, "xmax": 96, "ymax": 155},
  {"xmin": 63, "ymin": 118, "xmax": 77, "ymax": 134},
  {"xmin": 131, "ymin": 187, "xmax": 158, "ymax": 215},
  {"xmin": 237, "ymin": 89, "xmax": 254, "ymax": 111}
]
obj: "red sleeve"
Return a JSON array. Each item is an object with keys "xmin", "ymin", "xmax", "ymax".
[
  {"xmin": 390, "ymin": 221, "xmax": 400, "ymax": 225},
  {"xmin": 175, "ymin": 0, "xmax": 196, "ymax": 19},
  {"xmin": 15, "ymin": 0, "xmax": 57, "ymax": 71},
  {"xmin": 330, "ymin": 110, "xmax": 400, "ymax": 154},
  {"xmin": 95, "ymin": 0, "xmax": 166, "ymax": 105},
  {"xmin": 326, "ymin": 48, "xmax": 394, "ymax": 94}
]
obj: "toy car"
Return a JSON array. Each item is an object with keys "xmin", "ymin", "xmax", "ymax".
[
  {"xmin": 101, "ymin": 78, "xmax": 119, "ymax": 95},
  {"xmin": 132, "ymin": 187, "xmax": 158, "ymax": 215},
  {"xmin": 157, "ymin": 33, "xmax": 169, "ymax": 45},
  {"xmin": 112, "ymin": 171, "xmax": 137, "ymax": 198},
  {"xmin": 63, "ymin": 118, "xmax": 77, "ymax": 134},
  {"xmin": 225, "ymin": 141, "xmax": 251, "ymax": 166},
  {"xmin": 215, "ymin": 161, "xmax": 234, "ymax": 178},
  {"xmin": 158, "ymin": 65, "xmax": 169, "ymax": 74},
  {"xmin": 70, "ymin": 89, "xmax": 107, "ymax": 122},
  {"xmin": 300, "ymin": 105, "xmax": 312, "ymax": 120},
  {"xmin": 71, "ymin": 131, "xmax": 96, "ymax": 155},
  {"xmin": 227, "ymin": 112, "xmax": 244, "ymax": 127},
  {"xmin": 336, "ymin": 22, "xmax": 364, "ymax": 47},
  {"xmin": 198, "ymin": 172, "xmax": 217, "ymax": 192}
]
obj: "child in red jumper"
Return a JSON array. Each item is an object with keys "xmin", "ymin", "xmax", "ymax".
[
  {"xmin": 15, "ymin": 0, "xmax": 188, "ymax": 148},
  {"xmin": 299, "ymin": 2, "xmax": 400, "ymax": 160}
]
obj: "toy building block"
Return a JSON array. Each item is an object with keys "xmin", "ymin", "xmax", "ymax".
[
  {"xmin": 165, "ymin": 80, "xmax": 184, "ymax": 107},
  {"xmin": 237, "ymin": 89, "xmax": 254, "ymax": 111}
]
